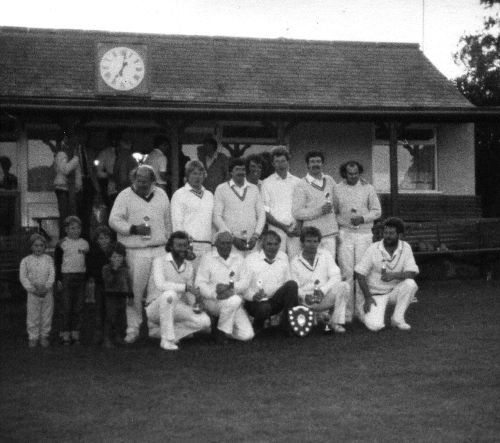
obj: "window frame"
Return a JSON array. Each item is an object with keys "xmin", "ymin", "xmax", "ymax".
[{"xmin": 371, "ymin": 124, "xmax": 439, "ymax": 194}]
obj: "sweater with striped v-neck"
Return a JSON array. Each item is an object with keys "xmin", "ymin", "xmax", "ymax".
[
  {"xmin": 292, "ymin": 174, "xmax": 339, "ymax": 238},
  {"xmin": 213, "ymin": 180, "xmax": 265, "ymax": 239}
]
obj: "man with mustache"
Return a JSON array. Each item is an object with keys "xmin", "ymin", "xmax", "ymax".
[{"xmin": 292, "ymin": 150, "xmax": 339, "ymax": 260}]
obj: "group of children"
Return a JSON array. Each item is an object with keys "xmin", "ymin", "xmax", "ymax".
[{"xmin": 19, "ymin": 216, "xmax": 132, "ymax": 348}]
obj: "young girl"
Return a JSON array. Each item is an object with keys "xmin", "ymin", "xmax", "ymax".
[
  {"xmin": 19, "ymin": 234, "xmax": 55, "ymax": 348},
  {"xmin": 101, "ymin": 242, "xmax": 133, "ymax": 348}
]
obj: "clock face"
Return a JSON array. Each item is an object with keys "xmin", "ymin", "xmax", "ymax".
[{"xmin": 99, "ymin": 47, "xmax": 145, "ymax": 91}]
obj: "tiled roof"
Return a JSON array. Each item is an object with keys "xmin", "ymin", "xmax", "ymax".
[{"xmin": 0, "ymin": 27, "xmax": 473, "ymax": 110}]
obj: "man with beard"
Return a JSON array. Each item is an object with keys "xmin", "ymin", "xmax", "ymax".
[
  {"xmin": 292, "ymin": 150, "xmax": 339, "ymax": 260},
  {"xmin": 213, "ymin": 157, "xmax": 265, "ymax": 258},
  {"xmin": 109, "ymin": 165, "xmax": 171, "ymax": 344},
  {"xmin": 146, "ymin": 231, "xmax": 211, "ymax": 351},
  {"xmin": 355, "ymin": 217, "xmax": 419, "ymax": 332}
]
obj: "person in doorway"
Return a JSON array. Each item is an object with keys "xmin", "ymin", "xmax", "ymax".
[
  {"xmin": 197, "ymin": 136, "xmax": 229, "ymax": 193},
  {"xmin": 143, "ymin": 135, "xmax": 168, "ymax": 194}
]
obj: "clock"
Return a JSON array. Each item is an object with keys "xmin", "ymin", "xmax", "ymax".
[{"xmin": 96, "ymin": 44, "xmax": 148, "ymax": 95}]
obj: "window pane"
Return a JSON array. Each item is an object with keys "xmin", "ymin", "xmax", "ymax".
[{"xmin": 372, "ymin": 143, "xmax": 436, "ymax": 192}]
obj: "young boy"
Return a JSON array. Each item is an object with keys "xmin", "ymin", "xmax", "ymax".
[
  {"xmin": 55, "ymin": 216, "xmax": 89, "ymax": 345},
  {"xmin": 101, "ymin": 242, "xmax": 133, "ymax": 348},
  {"xmin": 19, "ymin": 234, "xmax": 55, "ymax": 348},
  {"xmin": 86, "ymin": 225, "xmax": 113, "ymax": 345}
]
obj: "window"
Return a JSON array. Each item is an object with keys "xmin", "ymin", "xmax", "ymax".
[{"xmin": 372, "ymin": 125, "xmax": 437, "ymax": 192}]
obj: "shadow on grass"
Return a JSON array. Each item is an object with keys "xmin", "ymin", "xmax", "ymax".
[{"xmin": 1, "ymin": 280, "xmax": 500, "ymax": 442}]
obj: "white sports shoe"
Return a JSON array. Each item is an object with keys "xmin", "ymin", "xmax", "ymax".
[
  {"xmin": 391, "ymin": 319, "xmax": 411, "ymax": 330},
  {"xmin": 160, "ymin": 340, "xmax": 179, "ymax": 351}
]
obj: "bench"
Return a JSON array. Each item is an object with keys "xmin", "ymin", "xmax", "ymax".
[{"xmin": 402, "ymin": 219, "xmax": 500, "ymax": 278}]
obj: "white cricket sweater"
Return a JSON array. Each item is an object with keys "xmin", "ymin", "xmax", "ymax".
[
  {"xmin": 292, "ymin": 175, "xmax": 339, "ymax": 237},
  {"xmin": 171, "ymin": 184, "xmax": 214, "ymax": 242},
  {"xmin": 213, "ymin": 181, "xmax": 265, "ymax": 239},
  {"xmin": 109, "ymin": 186, "xmax": 171, "ymax": 249}
]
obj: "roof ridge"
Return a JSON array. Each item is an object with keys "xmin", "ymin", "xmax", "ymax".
[{"xmin": 0, "ymin": 25, "xmax": 421, "ymax": 48}]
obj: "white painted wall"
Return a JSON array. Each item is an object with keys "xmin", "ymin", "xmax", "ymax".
[{"xmin": 437, "ymin": 123, "xmax": 475, "ymax": 195}]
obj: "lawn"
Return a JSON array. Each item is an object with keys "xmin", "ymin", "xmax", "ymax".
[{"xmin": 1, "ymin": 280, "xmax": 499, "ymax": 442}]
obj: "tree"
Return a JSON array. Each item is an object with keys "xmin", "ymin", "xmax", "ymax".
[
  {"xmin": 455, "ymin": 0, "xmax": 500, "ymax": 105},
  {"xmin": 454, "ymin": 0, "xmax": 500, "ymax": 216}
]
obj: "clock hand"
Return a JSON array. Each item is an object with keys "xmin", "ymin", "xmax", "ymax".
[{"xmin": 113, "ymin": 57, "xmax": 129, "ymax": 82}]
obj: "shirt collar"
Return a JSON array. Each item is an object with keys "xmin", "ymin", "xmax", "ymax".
[
  {"xmin": 185, "ymin": 183, "xmax": 205, "ymax": 192},
  {"xmin": 229, "ymin": 179, "xmax": 248, "ymax": 189},
  {"xmin": 306, "ymin": 173, "xmax": 324, "ymax": 186},
  {"xmin": 165, "ymin": 252, "xmax": 187, "ymax": 271},
  {"xmin": 378, "ymin": 240, "xmax": 403, "ymax": 258}
]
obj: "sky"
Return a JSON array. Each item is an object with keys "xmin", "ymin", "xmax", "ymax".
[{"xmin": 1, "ymin": 0, "xmax": 497, "ymax": 79}]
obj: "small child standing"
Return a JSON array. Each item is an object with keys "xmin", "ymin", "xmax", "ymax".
[
  {"xmin": 86, "ymin": 225, "xmax": 113, "ymax": 345},
  {"xmin": 101, "ymin": 242, "xmax": 133, "ymax": 348},
  {"xmin": 55, "ymin": 216, "xmax": 89, "ymax": 345},
  {"xmin": 19, "ymin": 234, "xmax": 55, "ymax": 348}
]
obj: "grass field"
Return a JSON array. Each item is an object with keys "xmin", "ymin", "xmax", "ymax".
[{"xmin": 1, "ymin": 280, "xmax": 499, "ymax": 442}]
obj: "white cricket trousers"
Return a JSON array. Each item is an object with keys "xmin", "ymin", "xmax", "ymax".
[
  {"xmin": 337, "ymin": 229, "xmax": 373, "ymax": 322},
  {"xmin": 125, "ymin": 246, "xmax": 165, "ymax": 337},
  {"xmin": 145, "ymin": 290, "xmax": 211, "ymax": 343},
  {"xmin": 363, "ymin": 279, "xmax": 418, "ymax": 331},
  {"xmin": 26, "ymin": 291, "xmax": 54, "ymax": 340},
  {"xmin": 268, "ymin": 226, "xmax": 301, "ymax": 260},
  {"xmin": 203, "ymin": 295, "xmax": 254, "ymax": 341},
  {"xmin": 304, "ymin": 281, "xmax": 349, "ymax": 325},
  {"xmin": 320, "ymin": 235, "xmax": 337, "ymax": 261},
  {"xmin": 190, "ymin": 242, "xmax": 212, "ymax": 274}
]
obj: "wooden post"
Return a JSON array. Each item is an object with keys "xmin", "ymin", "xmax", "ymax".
[
  {"xmin": 389, "ymin": 121, "xmax": 399, "ymax": 216},
  {"xmin": 169, "ymin": 120, "xmax": 180, "ymax": 194}
]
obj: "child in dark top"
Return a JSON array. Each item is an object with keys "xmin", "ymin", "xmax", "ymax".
[
  {"xmin": 101, "ymin": 242, "xmax": 133, "ymax": 348},
  {"xmin": 86, "ymin": 225, "xmax": 113, "ymax": 345},
  {"xmin": 54, "ymin": 215, "xmax": 89, "ymax": 345}
]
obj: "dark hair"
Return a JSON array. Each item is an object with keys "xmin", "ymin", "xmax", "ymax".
[
  {"xmin": 300, "ymin": 226, "xmax": 322, "ymax": 243},
  {"xmin": 305, "ymin": 150, "xmax": 325, "ymax": 164},
  {"xmin": 111, "ymin": 241, "xmax": 126, "ymax": 257},
  {"xmin": 228, "ymin": 157, "xmax": 246, "ymax": 173},
  {"xmin": 165, "ymin": 231, "xmax": 190, "ymax": 252},
  {"xmin": 270, "ymin": 146, "xmax": 291, "ymax": 161},
  {"xmin": 0, "ymin": 156, "xmax": 12, "ymax": 171},
  {"xmin": 384, "ymin": 217, "xmax": 405, "ymax": 235},
  {"xmin": 94, "ymin": 225, "xmax": 112, "ymax": 240},
  {"xmin": 339, "ymin": 161, "xmax": 364, "ymax": 179},
  {"xmin": 245, "ymin": 154, "xmax": 264, "ymax": 173},
  {"xmin": 153, "ymin": 135, "xmax": 170, "ymax": 149},
  {"xmin": 262, "ymin": 230, "xmax": 281, "ymax": 244},
  {"xmin": 203, "ymin": 136, "xmax": 218, "ymax": 149}
]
